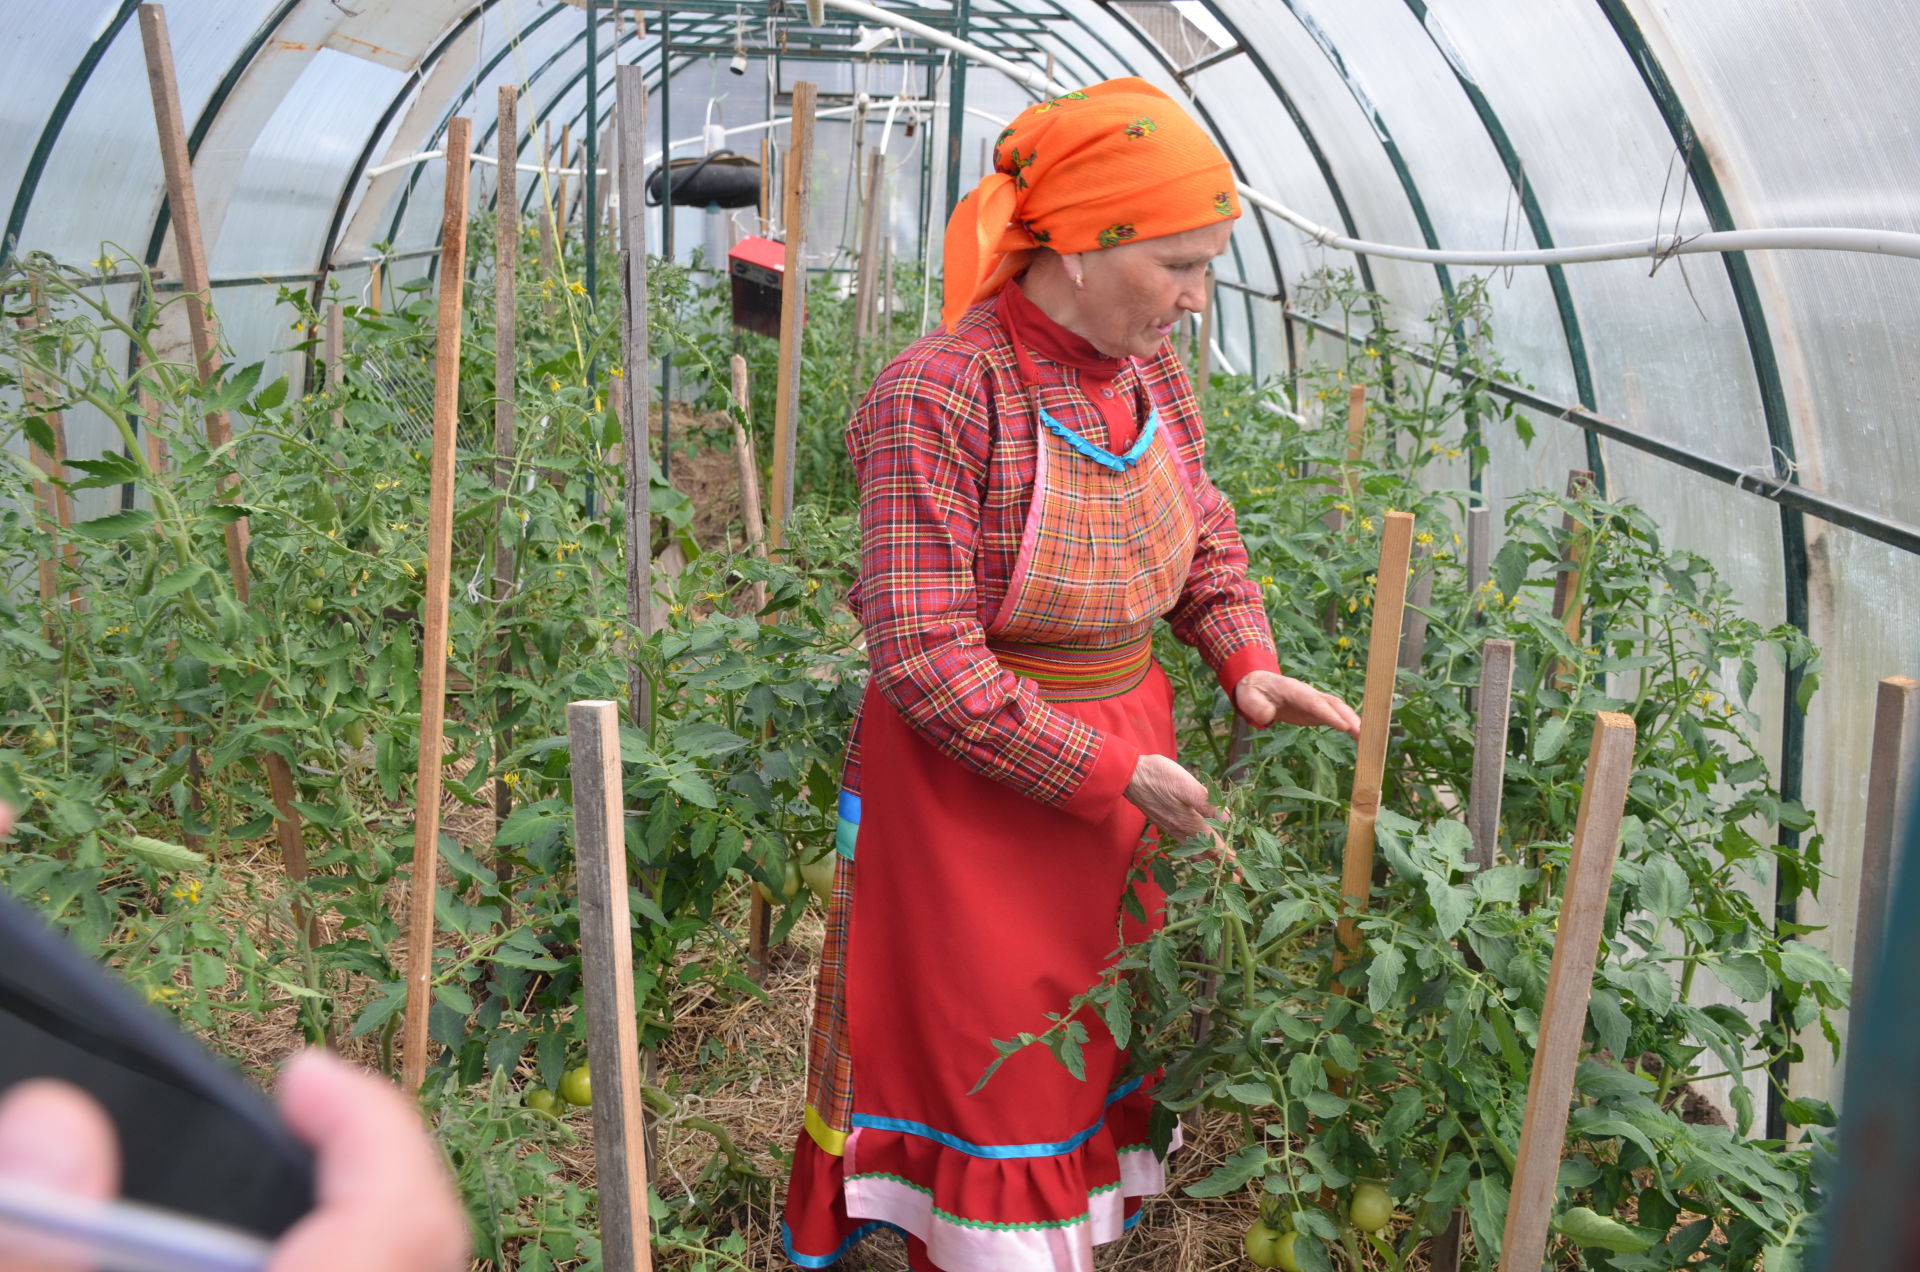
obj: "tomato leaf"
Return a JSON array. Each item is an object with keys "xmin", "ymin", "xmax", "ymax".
[
  {"xmin": 117, "ymin": 834, "xmax": 207, "ymax": 872},
  {"xmin": 1183, "ymin": 1144, "xmax": 1268, "ymax": 1198},
  {"xmin": 69, "ymin": 508, "xmax": 156, "ymax": 540},
  {"xmin": 1552, "ymin": 1205, "xmax": 1657, "ymax": 1253}
]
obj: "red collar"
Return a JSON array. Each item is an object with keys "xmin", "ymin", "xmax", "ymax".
[{"xmin": 997, "ymin": 280, "xmax": 1130, "ymax": 386}]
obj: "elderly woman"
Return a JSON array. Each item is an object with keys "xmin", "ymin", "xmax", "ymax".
[{"xmin": 784, "ymin": 78, "xmax": 1359, "ymax": 1271}]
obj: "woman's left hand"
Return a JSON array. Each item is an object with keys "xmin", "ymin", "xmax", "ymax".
[{"xmin": 1234, "ymin": 670, "xmax": 1361, "ymax": 738}]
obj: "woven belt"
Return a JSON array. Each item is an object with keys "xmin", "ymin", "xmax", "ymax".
[{"xmin": 986, "ymin": 635, "xmax": 1155, "ymax": 703}]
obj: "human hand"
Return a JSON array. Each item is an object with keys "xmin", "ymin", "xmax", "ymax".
[
  {"xmin": 1234, "ymin": 670, "xmax": 1361, "ymax": 738},
  {"xmin": 0, "ymin": 1051, "xmax": 467, "ymax": 1272},
  {"xmin": 265, "ymin": 1050, "xmax": 469, "ymax": 1272},
  {"xmin": 0, "ymin": 1080, "xmax": 117, "ymax": 1272},
  {"xmin": 1124, "ymin": 753, "xmax": 1224, "ymax": 843}
]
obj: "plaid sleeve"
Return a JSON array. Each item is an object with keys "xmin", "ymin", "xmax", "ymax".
[
  {"xmin": 1161, "ymin": 408, "xmax": 1281, "ymax": 709},
  {"xmin": 849, "ymin": 344, "xmax": 1139, "ymax": 821}
]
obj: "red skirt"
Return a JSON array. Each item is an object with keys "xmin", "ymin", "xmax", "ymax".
[{"xmin": 783, "ymin": 661, "xmax": 1179, "ymax": 1271}]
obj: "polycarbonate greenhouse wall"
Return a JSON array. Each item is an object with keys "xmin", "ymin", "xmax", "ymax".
[{"xmin": 3, "ymin": 0, "xmax": 1915, "ymax": 1110}]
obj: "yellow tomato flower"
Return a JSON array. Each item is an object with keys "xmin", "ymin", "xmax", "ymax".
[{"xmin": 569, "ymin": 281, "xmax": 586, "ymax": 295}]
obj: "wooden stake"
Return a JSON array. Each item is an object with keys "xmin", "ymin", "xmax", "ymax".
[
  {"xmin": 1465, "ymin": 505, "xmax": 1493, "ymax": 715},
  {"xmin": 1551, "ymin": 469, "xmax": 1597, "ymax": 632},
  {"xmin": 1468, "ymin": 640, "xmax": 1515, "ymax": 871},
  {"xmin": 758, "ymin": 137, "xmax": 771, "ymax": 234},
  {"xmin": 137, "ymin": 376, "xmax": 169, "ymax": 476},
  {"xmin": 142, "ymin": 2, "xmax": 308, "ymax": 945},
  {"xmin": 1335, "ymin": 511, "xmax": 1416, "ymax": 963},
  {"xmin": 568, "ymin": 701, "xmax": 656, "ymax": 1272},
  {"xmin": 616, "ymin": 66, "xmax": 653, "ymax": 731},
  {"xmin": 1397, "ymin": 541, "xmax": 1434, "ymax": 672},
  {"xmin": 1322, "ymin": 384, "xmax": 1367, "ymax": 537},
  {"xmin": 1854, "ymin": 676, "xmax": 1918, "ymax": 1014},
  {"xmin": 596, "ymin": 119, "xmax": 616, "ymax": 230},
  {"xmin": 139, "ymin": 3, "xmax": 249, "ymax": 594},
  {"xmin": 730, "ymin": 354, "xmax": 768, "ymax": 612},
  {"xmin": 15, "ymin": 293, "xmax": 78, "ymax": 616},
  {"xmin": 538, "ymin": 125, "xmax": 556, "ymax": 303},
  {"xmin": 881, "ymin": 234, "xmax": 894, "ymax": 333},
  {"xmin": 555, "ymin": 123, "xmax": 573, "ymax": 245},
  {"xmin": 493, "ymin": 85, "xmax": 521, "ymax": 884},
  {"xmin": 1500, "ymin": 712, "xmax": 1636, "ymax": 1272},
  {"xmin": 401, "ymin": 116, "xmax": 473, "ymax": 1095},
  {"xmin": 324, "ymin": 302, "xmax": 345, "ymax": 432},
  {"xmin": 768, "ymin": 82, "xmax": 816, "ymax": 550},
  {"xmin": 1466, "ymin": 504, "xmax": 1492, "ymax": 609},
  {"xmin": 732, "ymin": 344, "xmax": 776, "ymax": 981},
  {"xmin": 853, "ymin": 152, "xmax": 883, "ymax": 353},
  {"xmin": 368, "ymin": 259, "xmax": 382, "ymax": 312}
]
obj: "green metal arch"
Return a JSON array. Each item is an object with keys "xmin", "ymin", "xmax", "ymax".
[
  {"xmin": 139, "ymin": 0, "xmax": 306, "ymax": 273},
  {"xmin": 1397, "ymin": 0, "xmax": 1606, "ymax": 490},
  {"xmin": 1592, "ymin": 0, "xmax": 1810, "ymax": 1141},
  {"xmin": 2, "ymin": 0, "xmax": 142, "ymax": 271}
]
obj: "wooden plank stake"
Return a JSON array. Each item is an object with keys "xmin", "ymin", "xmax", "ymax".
[
  {"xmin": 730, "ymin": 350, "xmax": 775, "ymax": 979},
  {"xmin": 730, "ymin": 354, "xmax": 768, "ymax": 612},
  {"xmin": 617, "ymin": 65, "xmax": 653, "ymax": 732},
  {"xmin": 139, "ymin": 3, "xmax": 249, "ymax": 594},
  {"xmin": 1853, "ymin": 676, "xmax": 1918, "ymax": 1015},
  {"xmin": 568, "ymin": 701, "xmax": 656, "ymax": 1272},
  {"xmin": 324, "ymin": 302, "xmax": 345, "ymax": 432},
  {"xmin": 15, "ymin": 294, "xmax": 78, "ymax": 616},
  {"xmin": 758, "ymin": 137, "xmax": 772, "ymax": 234},
  {"xmin": 1500, "ymin": 712, "xmax": 1636, "ymax": 1272},
  {"xmin": 1467, "ymin": 505, "xmax": 1492, "ymax": 609},
  {"xmin": 142, "ymin": 2, "xmax": 309, "ymax": 946},
  {"xmin": 1551, "ymin": 470, "xmax": 1597, "ymax": 632},
  {"xmin": 1397, "ymin": 541, "xmax": 1434, "ymax": 672},
  {"xmin": 555, "ymin": 123, "xmax": 573, "ymax": 246},
  {"xmin": 853, "ymin": 152, "xmax": 883, "ymax": 353},
  {"xmin": 368, "ymin": 260, "xmax": 382, "ymax": 312},
  {"xmin": 492, "ymin": 86, "xmax": 521, "ymax": 899},
  {"xmin": 1335, "ymin": 511, "xmax": 1416, "ymax": 964},
  {"xmin": 881, "ymin": 234, "xmax": 894, "ymax": 334},
  {"xmin": 1320, "ymin": 384, "xmax": 1368, "ymax": 551},
  {"xmin": 595, "ymin": 119, "xmax": 616, "ymax": 231},
  {"xmin": 538, "ymin": 125, "xmax": 556, "ymax": 304},
  {"xmin": 1468, "ymin": 640, "xmax": 1516, "ymax": 872},
  {"xmin": 401, "ymin": 117, "xmax": 473, "ymax": 1094},
  {"xmin": 768, "ymin": 82, "xmax": 816, "ymax": 550},
  {"xmin": 137, "ymin": 369, "xmax": 169, "ymax": 474}
]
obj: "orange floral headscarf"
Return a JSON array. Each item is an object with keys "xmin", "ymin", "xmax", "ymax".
[{"xmin": 940, "ymin": 76, "xmax": 1240, "ymax": 330}]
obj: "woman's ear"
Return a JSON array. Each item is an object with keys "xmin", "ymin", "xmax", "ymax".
[{"xmin": 1055, "ymin": 250, "xmax": 1088, "ymax": 290}]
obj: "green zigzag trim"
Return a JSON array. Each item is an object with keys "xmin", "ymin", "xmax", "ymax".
[{"xmin": 845, "ymin": 1174, "xmax": 1126, "ymax": 1233}]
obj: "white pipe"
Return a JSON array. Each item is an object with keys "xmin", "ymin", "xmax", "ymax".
[
  {"xmin": 1240, "ymin": 187, "xmax": 1920, "ymax": 264},
  {"xmin": 820, "ymin": 0, "xmax": 1920, "ymax": 267}
]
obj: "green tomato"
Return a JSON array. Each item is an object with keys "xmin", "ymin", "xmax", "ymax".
[
  {"xmin": 342, "ymin": 719, "xmax": 368, "ymax": 751},
  {"xmin": 1350, "ymin": 1182, "xmax": 1394, "ymax": 1233},
  {"xmin": 1243, "ymin": 1221, "xmax": 1294, "ymax": 1269},
  {"xmin": 756, "ymin": 858, "xmax": 803, "ymax": 904},
  {"xmin": 302, "ymin": 596, "xmax": 325, "ymax": 614},
  {"xmin": 559, "ymin": 1064, "xmax": 592, "ymax": 1107},
  {"xmin": 523, "ymin": 1088, "xmax": 559, "ymax": 1115},
  {"xmin": 800, "ymin": 850, "xmax": 837, "ymax": 905}
]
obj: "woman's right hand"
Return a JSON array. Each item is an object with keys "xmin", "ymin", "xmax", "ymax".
[{"xmin": 1124, "ymin": 754, "xmax": 1220, "ymax": 842}]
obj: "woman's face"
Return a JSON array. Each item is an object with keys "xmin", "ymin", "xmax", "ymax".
[{"xmin": 1067, "ymin": 221, "xmax": 1235, "ymax": 359}]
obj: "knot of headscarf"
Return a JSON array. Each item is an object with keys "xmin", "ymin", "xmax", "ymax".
[{"xmin": 940, "ymin": 76, "xmax": 1240, "ymax": 330}]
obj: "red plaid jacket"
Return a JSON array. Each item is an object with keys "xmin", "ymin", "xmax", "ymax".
[{"xmin": 842, "ymin": 288, "xmax": 1279, "ymax": 823}]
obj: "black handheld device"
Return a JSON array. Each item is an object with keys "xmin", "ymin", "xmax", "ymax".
[{"xmin": 0, "ymin": 887, "xmax": 315, "ymax": 1238}]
